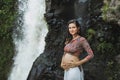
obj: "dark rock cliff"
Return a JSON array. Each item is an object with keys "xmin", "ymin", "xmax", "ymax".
[{"xmin": 27, "ymin": 0, "xmax": 120, "ymax": 80}]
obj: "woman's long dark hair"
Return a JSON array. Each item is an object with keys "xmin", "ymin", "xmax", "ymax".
[{"xmin": 65, "ymin": 19, "xmax": 81, "ymax": 44}]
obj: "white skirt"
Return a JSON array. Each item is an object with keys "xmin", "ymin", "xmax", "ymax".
[{"xmin": 64, "ymin": 67, "xmax": 84, "ymax": 80}]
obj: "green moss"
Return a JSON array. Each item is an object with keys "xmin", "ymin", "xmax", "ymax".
[
  {"xmin": 86, "ymin": 28, "xmax": 96, "ymax": 40},
  {"xmin": 101, "ymin": 2, "xmax": 109, "ymax": 21}
]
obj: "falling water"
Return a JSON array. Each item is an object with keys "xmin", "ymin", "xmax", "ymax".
[{"xmin": 8, "ymin": 0, "xmax": 48, "ymax": 80}]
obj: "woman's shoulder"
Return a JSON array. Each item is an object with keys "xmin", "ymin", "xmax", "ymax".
[{"xmin": 79, "ymin": 36, "xmax": 87, "ymax": 42}]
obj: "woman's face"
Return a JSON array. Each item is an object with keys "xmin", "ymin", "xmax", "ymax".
[{"xmin": 68, "ymin": 23, "xmax": 79, "ymax": 36}]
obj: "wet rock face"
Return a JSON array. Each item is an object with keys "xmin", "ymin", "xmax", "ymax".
[
  {"xmin": 27, "ymin": 18, "xmax": 66, "ymax": 80},
  {"xmin": 45, "ymin": 0, "xmax": 75, "ymax": 21},
  {"xmin": 27, "ymin": 0, "xmax": 120, "ymax": 80}
]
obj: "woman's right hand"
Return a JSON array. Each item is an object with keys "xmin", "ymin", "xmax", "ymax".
[{"xmin": 61, "ymin": 63, "xmax": 70, "ymax": 70}]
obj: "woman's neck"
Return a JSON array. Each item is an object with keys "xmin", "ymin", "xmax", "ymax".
[{"xmin": 72, "ymin": 34, "xmax": 80, "ymax": 39}]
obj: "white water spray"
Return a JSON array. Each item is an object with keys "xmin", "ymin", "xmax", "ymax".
[{"xmin": 8, "ymin": 0, "xmax": 48, "ymax": 80}]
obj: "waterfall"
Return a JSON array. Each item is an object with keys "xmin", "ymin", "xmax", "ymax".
[{"xmin": 8, "ymin": 0, "xmax": 48, "ymax": 80}]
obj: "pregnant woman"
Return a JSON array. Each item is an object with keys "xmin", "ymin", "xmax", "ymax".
[{"xmin": 61, "ymin": 19, "xmax": 94, "ymax": 80}]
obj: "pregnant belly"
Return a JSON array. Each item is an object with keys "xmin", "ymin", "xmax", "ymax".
[{"xmin": 63, "ymin": 53, "xmax": 79, "ymax": 63}]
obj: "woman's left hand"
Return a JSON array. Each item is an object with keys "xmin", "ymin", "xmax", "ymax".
[{"xmin": 67, "ymin": 60, "xmax": 78, "ymax": 68}]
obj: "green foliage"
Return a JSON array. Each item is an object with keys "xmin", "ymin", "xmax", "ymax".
[
  {"xmin": 101, "ymin": 0, "xmax": 120, "ymax": 23},
  {"xmin": 86, "ymin": 28, "xmax": 96, "ymax": 40},
  {"xmin": 0, "ymin": 0, "xmax": 17, "ymax": 80},
  {"xmin": 97, "ymin": 41, "xmax": 115, "ymax": 55},
  {"xmin": 94, "ymin": 29, "xmax": 120, "ymax": 80},
  {"xmin": 105, "ymin": 61, "xmax": 120, "ymax": 80},
  {"xmin": 101, "ymin": 1, "xmax": 109, "ymax": 21},
  {"xmin": 0, "ymin": 39, "xmax": 14, "ymax": 80},
  {"xmin": 105, "ymin": 60, "xmax": 114, "ymax": 80},
  {"xmin": 0, "ymin": 0, "xmax": 17, "ymax": 38}
]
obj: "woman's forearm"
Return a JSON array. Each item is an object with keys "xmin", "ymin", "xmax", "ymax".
[{"xmin": 76, "ymin": 58, "xmax": 88, "ymax": 66}]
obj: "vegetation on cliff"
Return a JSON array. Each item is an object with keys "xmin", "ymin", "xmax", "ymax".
[
  {"xmin": 0, "ymin": 0, "xmax": 17, "ymax": 80},
  {"xmin": 101, "ymin": 0, "xmax": 120, "ymax": 25}
]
